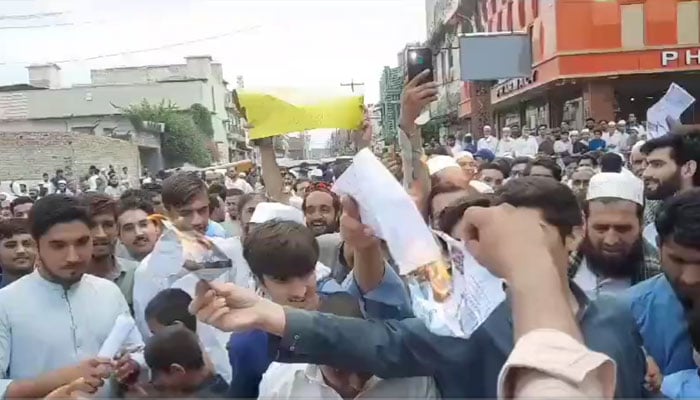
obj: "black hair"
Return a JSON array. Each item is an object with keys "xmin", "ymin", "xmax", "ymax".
[
  {"xmin": 655, "ymin": 188, "xmax": 700, "ymax": 251},
  {"xmin": 9, "ymin": 196, "xmax": 34, "ymax": 215},
  {"xmin": 642, "ymin": 133, "xmax": 700, "ymax": 186},
  {"xmin": 0, "ymin": 218, "xmax": 29, "ymax": 240},
  {"xmin": 116, "ymin": 196, "xmax": 155, "ymax": 219},
  {"xmin": 583, "ymin": 197, "xmax": 643, "ymax": 220},
  {"xmin": 425, "ymin": 146, "xmax": 451, "ymax": 157},
  {"xmin": 524, "ymin": 157, "xmax": 563, "ymax": 181},
  {"xmin": 479, "ymin": 162, "xmax": 508, "ymax": 178},
  {"xmin": 208, "ymin": 183, "xmax": 226, "ymax": 202},
  {"xmin": 293, "ymin": 177, "xmax": 310, "ymax": 193},
  {"xmin": 236, "ymin": 193, "xmax": 268, "ymax": 218},
  {"xmin": 242, "ymin": 220, "xmax": 319, "ymax": 281},
  {"xmin": 494, "ymin": 176, "xmax": 582, "ymax": 240},
  {"xmin": 161, "ymin": 172, "xmax": 207, "ymax": 210},
  {"xmin": 28, "ymin": 194, "xmax": 93, "ymax": 240},
  {"xmin": 208, "ymin": 194, "xmax": 222, "ymax": 216},
  {"xmin": 82, "ymin": 192, "xmax": 117, "ymax": 218},
  {"xmin": 579, "ymin": 153, "xmax": 599, "ymax": 167},
  {"xmin": 145, "ymin": 289, "xmax": 196, "ymax": 333},
  {"xmin": 600, "ymin": 153, "xmax": 624, "ymax": 173},
  {"xmin": 120, "ymin": 189, "xmax": 151, "ymax": 202},
  {"xmin": 437, "ymin": 195, "xmax": 493, "ymax": 235},
  {"xmin": 512, "ymin": 156, "xmax": 532, "ymax": 166},
  {"xmin": 144, "ymin": 325, "xmax": 204, "ymax": 374},
  {"xmin": 585, "ymin": 117, "xmax": 596, "ymax": 123},
  {"xmin": 446, "ymin": 134, "xmax": 456, "ymax": 140},
  {"xmin": 225, "ymin": 188, "xmax": 244, "ymax": 198}
]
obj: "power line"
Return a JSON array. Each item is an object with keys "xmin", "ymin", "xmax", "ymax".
[
  {"xmin": 0, "ymin": 11, "xmax": 66, "ymax": 21},
  {"xmin": 0, "ymin": 25, "xmax": 262, "ymax": 66},
  {"xmin": 0, "ymin": 19, "xmax": 104, "ymax": 30}
]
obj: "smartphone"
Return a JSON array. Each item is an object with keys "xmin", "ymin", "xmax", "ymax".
[{"xmin": 405, "ymin": 47, "xmax": 434, "ymax": 84}]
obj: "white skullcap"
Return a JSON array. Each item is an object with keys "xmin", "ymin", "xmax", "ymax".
[
  {"xmin": 586, "ymin": 172, "xmax": 644, "ymax": 206},
  {"xmin": 608, "ymin": 121, "xmax": 616, "ymax": 127},
  {"xmin": 581, "ymin": 128, "xmax": 590, "ymax": 133},
  {"xmin": 250, "ymin": 202, "xmax": 305, "ymax": 225},
  {"xmin": 483, "ymin": 125, "xmax": 492, "ymax": 130},
  {"xmin": 469, "ymin": 180, "xmax": 494, "ymax": 194},
  {"xmin": 618, "ymin": 120, "xmax": 627, "ymax": 125},
  {"xmin": 569, "ymin": 130, "xmax": 579, "ymax": 135},
  {"xmin": 631, "ymin": 140, "xmax": 646, "ymax": 153},
  {"xmin": 453, "ymin": 151, "xmax": 473, "ymax": 161},
  {"xmin": 427, "ymin": 155, "xmax": 460, "ymax": 176}
]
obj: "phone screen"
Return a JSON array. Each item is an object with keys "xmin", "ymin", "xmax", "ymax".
[{"xmin": 406, "ymin": 47, "xmax": 434, "ymax": 84}]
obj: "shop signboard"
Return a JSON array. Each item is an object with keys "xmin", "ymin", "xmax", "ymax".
[{"xmin": 661, "ymin": 49, "xmax": 700, "ymax": 67}]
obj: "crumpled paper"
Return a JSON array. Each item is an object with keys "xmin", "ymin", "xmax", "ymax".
[
  {"xmin": 407, "ymin": 230, "xmax": 506, "ymax": 338},
  {"xmin": 148, "ymin": 219, "xmax": 232, "ymax": 282}
]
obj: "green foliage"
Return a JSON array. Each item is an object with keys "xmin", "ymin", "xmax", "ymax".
[
  {"xmin": 190, "ymin": 103, "xmax": 214, "ymax": 138},
  {"xmin": 421, "ymin": 119, "xmax": 441, "ymax": 144},
  {"xmin": 122, "ymin": 99, "xmax": 211, "ymax": 168}
]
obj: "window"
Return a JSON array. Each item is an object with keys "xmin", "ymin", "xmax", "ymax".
[
  {"xmin": 102, "ymin": 127, "xmax": 115, "ymax": 136},
  {"xmin": 518, "ymin": 0, "xmax": 526, "ymax": 27},
  {"xmin": 533, "ymin": 0, "xmax": 539, "ymax": 19}
]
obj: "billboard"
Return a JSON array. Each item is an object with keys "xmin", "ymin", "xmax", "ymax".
[{"xmin": 459, "ymin": 32, "xmax": 533, "ymax": 81}]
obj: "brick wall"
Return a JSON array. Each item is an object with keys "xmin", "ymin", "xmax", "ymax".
[{"xmin": 0, "ymin": 132, "xmax": 140, "ymax": 181}]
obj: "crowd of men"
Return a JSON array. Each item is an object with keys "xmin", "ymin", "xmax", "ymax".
[{"xmin": 0, "ymin": 70, "xmax": 699, "ymax": 399}]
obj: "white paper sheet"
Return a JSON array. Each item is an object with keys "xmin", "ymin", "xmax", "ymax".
[
  {"xmin": 98, "ymin": 314, "xmax": 137, "ymax": 359},
  {"xmin": 646, "ymin": 83, "xmax": 695, "ymax": 138},
  {"xmin": 332, "ymin": 148, "xmax": 442, "ymax": 275}
]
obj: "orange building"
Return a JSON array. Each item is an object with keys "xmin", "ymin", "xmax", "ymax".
[{"xmin": 460, "ymin": 0, "xmax": 700, "ymax": 131}]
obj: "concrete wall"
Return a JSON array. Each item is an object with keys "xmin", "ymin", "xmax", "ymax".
[
  {"xmin": 0, "ymin": 132, "xmax": 140, "ymax": 181},
  {"xmin": 23, "ymin": 80, "xmax": 208, "ymax": 119}
]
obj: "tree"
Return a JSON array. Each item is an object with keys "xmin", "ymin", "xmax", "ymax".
[{"xmin": 122, "ymin": 99, "xmax": 212, "ymax": 167}]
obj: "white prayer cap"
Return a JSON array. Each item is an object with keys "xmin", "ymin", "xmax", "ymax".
[
  {"xmin": 469, "ymin": 180, "xmax": 494, "ymax": 194},
  {"xmin": 581, "ymin": 128, "xmax": 590, "ymax": 133},
  {"xmin": 569, "ymin": 130, "xmax": 579, "ymax": 136},
  {"xmin": 453, "ymin": 151, "xmax": 473, "ymax": 161},
  {"xmin": 250, "ymin": 202, "xmax": 305, "ymax": 225},
  {"xmin": 617, "ymin": 119, "xmax": 627, "ymax": 125},
  {"xmin": 607, "ymin": 121, "xmax": 616, "ymax": 127},
  {"xmin": 586, "ymin": 172, "xmax": 644, "ymax": 206},
  {"xmin": 631, "ymin": 140, "xmax": 646, "ymax": 153},
  {"xmin": 427, "ymin": 155, "xmax": 460, "ymax": 176}
]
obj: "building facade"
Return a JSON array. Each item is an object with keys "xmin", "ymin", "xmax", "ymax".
[
  {"xmin": 0, "ymin": 56, "xmax": 238, "ymax": 175},
  {"xmin": 378, "ymin": 66, "xmax": 403, "ymax": 144},
  {"xmin": 459, "ymin": 0, "xmax": 700, "ymax": 133}
]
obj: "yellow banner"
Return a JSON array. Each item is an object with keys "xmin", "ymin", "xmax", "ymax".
[{"xmin": 239, "ymin": 89, "xmax": 365, "ymax": 139}]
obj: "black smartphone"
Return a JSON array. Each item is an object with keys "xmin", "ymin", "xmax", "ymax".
[{"xmin": 405, "ymin": 47, "xmax": 434, "ymax": 84}]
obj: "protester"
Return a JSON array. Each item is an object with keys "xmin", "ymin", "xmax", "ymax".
[
  {"xmin": 9, "ymin": 196, "xmax": 33, "ymax": 219},
  {"xmin": 115, "ymin": 196, "xmax": 159, "ymax": 262},
  {"xmin": 641, "ymin": 133, "xmax": 700, "ymax": 246},
  {"xmin": 192, "ymin": 177, "xmax": 645, "ymax": 398},
  {"xmin": 0, "ymin": 218, "xmax": 36, "ymax": 288},
  {"xmin": 0, "ymin": 195, "xmax": 142, "ymax": 398},
  {"xmin": 626, "ymin": 188, "xmax": 700, "ymax": 375},
  {"xmin": 569, "ymin": 172, "xmax": 660, "ymax": 298},
  {"xmin": 302, "ymin": 182, "xmax": 341, "ymax": 236}
]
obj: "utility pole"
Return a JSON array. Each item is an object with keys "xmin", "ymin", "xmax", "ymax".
[{"xmin": 340, "ymin": 79, "xmax": 365, "ymax": 93}]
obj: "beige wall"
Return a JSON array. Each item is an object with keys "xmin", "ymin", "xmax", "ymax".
[{"xmin": 0, "ymin": 132, "xmax": 140, "ymax": 181}]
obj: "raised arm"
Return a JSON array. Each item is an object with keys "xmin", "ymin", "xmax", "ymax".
[{"xmin": 257, "ymin": 138, "xmax": 287, "ymax": 203}]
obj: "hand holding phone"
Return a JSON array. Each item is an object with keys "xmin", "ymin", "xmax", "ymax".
[{"xmin": 405, "ymin": 47, "xmax": 434, "ymax": 84}]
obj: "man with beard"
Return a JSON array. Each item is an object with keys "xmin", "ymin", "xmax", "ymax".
[
  {"xmin": 641, "ymin": 133, "xmax": 699, "ymax": 247},
  {"xmin": 302, "ymin": 183, "xmax": 340, "ymax": 236},
  {"xmin": 0, "ymin": 219, "xmax": 36, "ymax": 288},
  {"xmin": 83, "ymin": 193, "xmax": 139, "ymax": 309},
  {"xmin": 0, "ymin": 195, "xmax": 143, "ymax": 398},
  {"xmin": 569, "ymin": 172, "xmax": 660, "ymax": 299},
  {"xmin": 625, "ymin": 188, "xmax": 700, "ymax": 376}
]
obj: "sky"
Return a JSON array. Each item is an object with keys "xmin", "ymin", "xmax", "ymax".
[{"xmin": 0, "ymin": 0, "xmax": 427, "ymax": 148}]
